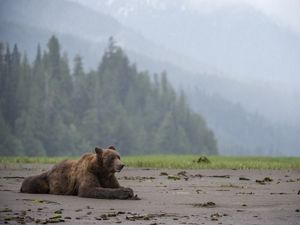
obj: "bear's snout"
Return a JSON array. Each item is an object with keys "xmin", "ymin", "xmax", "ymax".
[
  {"xmin": 114, "ymin": 158, "xmax": 125, "ymax": 172},
  {"xmin": 118, "ymin": 164, "xmax": 125, "ymax": 171}
]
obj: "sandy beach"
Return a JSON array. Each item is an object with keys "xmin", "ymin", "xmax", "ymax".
[{"xmin": 0, "ymin": 164, "xmax": 299, "ymax": 225}]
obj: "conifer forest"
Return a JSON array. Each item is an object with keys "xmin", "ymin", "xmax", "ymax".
[{"xmin": 0, "ymin": 36, "xmax": 218, "ymax": 156}]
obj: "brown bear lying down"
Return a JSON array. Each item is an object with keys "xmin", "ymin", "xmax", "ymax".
[{"xmin": 20, "ymin": 146, "xmax": 135, "ymax": 199}]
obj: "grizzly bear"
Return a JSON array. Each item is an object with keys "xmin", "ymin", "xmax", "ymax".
[{"xmin": 20, "ymin": 146, "xmax": 134, "ymax": 199}]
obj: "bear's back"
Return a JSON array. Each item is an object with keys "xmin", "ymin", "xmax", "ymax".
[{"xmin": 48, "ymin": 159, "xmax": 79, "ymax": 195}]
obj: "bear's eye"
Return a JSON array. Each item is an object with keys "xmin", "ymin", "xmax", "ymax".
[{"xmin": 107, "ymin": 155, "xmax": 114, "ymax": 164}]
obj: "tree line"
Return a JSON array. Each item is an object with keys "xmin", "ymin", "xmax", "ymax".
[{"xmin": 0, "ymin": 36, "xmax": 218, "ymax": 156}]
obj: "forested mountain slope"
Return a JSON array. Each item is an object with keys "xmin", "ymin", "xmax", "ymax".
[
  {"xmin": 1, "ymin": 0, "xmax": 299, "ymax": 155},
  {"xmin": 0, "ymin": 37, "xmax": 217, "ymax": 156}
]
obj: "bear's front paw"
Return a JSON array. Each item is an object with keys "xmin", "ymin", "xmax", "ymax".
[{"xmin": 117, "ymin": 187, "xmax": 134, "ymax": 199}]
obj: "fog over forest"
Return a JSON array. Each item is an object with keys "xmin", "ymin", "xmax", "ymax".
[{"xmin": 0, "ymin": 0, "xmax": 299, "ymax": 156}]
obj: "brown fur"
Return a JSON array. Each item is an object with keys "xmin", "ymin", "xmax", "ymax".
[{"xmin": 20, "ymin": 146, "xmax": 134, "ymax": 199}]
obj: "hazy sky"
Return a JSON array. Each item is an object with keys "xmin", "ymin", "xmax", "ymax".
[{"xmin": 189, "ymin": 0, "xmax": 300, "ymax": 34}]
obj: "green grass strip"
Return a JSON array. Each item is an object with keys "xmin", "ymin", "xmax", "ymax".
[
  {"xmin": 0, "ymin": 155, "xmax": 299, "ymax": 169},
  {"xmin": 123, "ymin": 155, "xmax": 300, "ymax": 169}
]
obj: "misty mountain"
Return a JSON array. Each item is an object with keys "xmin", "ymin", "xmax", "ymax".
[
  {"xmin": 0, "ymin": 0, "xmax": 119, "ymax": 69},
  {"xmin": 90, "ymin": 0, "xmax": 300, "ymax": 84},
  {"xmin": 2, "ymin": 0, "xmax": 299, "ymax": 125},
  {"xmin": 0, "ymin": 0, "xmax": 205, "ymax": 73},
  {"xmin": 0, "ymin": 0, "xmax": 120, "ymax": 41},
  {"xmin": 76, "ymin": 0, "xmax": 300, "ymax": 124},
  {"xmin": 189, "ymin": 90, "xmax": 300, "ymax": 156},
  {"xmin": 0, "ymin": 20, "xmax": 107, "ymax": 69},
  {"xmin": 1, "ymin": 0, "xmax": 299, "ymax": 155}
]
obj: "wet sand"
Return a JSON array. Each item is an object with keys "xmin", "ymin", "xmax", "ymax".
[{"xmin": 0, "ymin": 164, "xmax": 299, "ymax": 224}]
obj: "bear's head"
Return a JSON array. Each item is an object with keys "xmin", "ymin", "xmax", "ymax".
[{"xmin": 95, "ymin": 146, "xmax": 125, "ymax": 173}]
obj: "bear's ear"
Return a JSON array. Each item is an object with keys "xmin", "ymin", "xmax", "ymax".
[
  {"xmin": 95, "ymin": 147, "xmax": 103, "ymax": 156},
  {"xmin": 107, "ymin": 145, "xmax": 116, "ymax": 151}
]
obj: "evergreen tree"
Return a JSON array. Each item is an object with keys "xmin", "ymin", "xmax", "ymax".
[
  {"xmin": 72, "ymin": 55, "xmax": 88, "ymax": 118},
  {"xmin": 47, "ymin": 36, "xmax": 60, "ymax": 79}
]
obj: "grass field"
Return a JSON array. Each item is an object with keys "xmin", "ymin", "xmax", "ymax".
[{"xmin": 0, "ymin": 155, "xmax": 300, "ymax": 169}]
